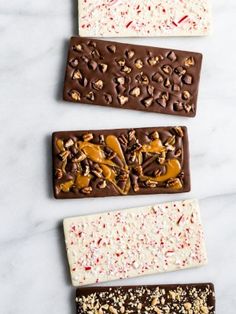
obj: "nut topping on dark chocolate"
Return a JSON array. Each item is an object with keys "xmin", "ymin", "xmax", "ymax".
[
  {"xmin": 76, "ymin": 284, "xmax": 215, "ymax": 314},
  {"xmin": 64, "ymin": 38, "xmax": 202, "ymax": 117},
  {"xmin": 53, "ymin": 127, "xmax": 190, "ymax": 199}
]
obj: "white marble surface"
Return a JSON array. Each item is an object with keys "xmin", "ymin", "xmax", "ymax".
[{"xmin": 0, "ymin": 0, "xmax": 236, "ymax": 313}]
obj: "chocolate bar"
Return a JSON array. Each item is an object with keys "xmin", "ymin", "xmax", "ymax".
[
  {"xmin": 63, "ymin": 37, "xmax": 202, "ymax": 117},
  {"xmin": 79, "ymin": 1, "xmax": 212, "ymax": 37},
  {"xmin": 76, "ymin": 284, "xmax": 215, "ymax": 314},
  {"xmin": 52, "ymin": 126, "xmax": 190, "ymax": 199},
  {"xmin": 63, "ymin": 199, "xmax": 207, "ymax": 286}
]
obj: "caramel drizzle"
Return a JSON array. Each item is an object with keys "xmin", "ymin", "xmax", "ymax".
[{"xmin": 56, "ymin": 134, "xmax": 182, "ymax": 194}]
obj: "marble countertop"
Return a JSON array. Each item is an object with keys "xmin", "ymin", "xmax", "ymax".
[{"xmin": 0, "ymin": 0, "xmax": 236, "ymax": 313}]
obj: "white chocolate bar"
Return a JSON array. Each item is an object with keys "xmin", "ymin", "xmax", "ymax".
[
  {"xmin": 78, "ymin": 0, "xmax": 212, "ymax": 37},
  {"xmin": 64, "ymin": 199, "xmax": 207, "ymax": 286}
]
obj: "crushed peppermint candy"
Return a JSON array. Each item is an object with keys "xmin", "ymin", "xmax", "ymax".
[
  {"xmin": 78, "ymin": 0, "xmax": 212, "ymax": 37},
  {"xmin": 63, "ymin": 199, "xmax": 207, "ymax": 286}
]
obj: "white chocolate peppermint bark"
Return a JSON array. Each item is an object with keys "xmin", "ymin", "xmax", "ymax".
[
  {"xmin": 64, "ymin": 199, "xmax": 207, "ymax": 286},
  {"xmin": 79, "ymin": 0, "xmax": 212, "ymax": 37}
]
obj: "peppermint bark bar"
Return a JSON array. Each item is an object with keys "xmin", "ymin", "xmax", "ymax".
[
  {"xmin": 52, "ymin": 126, "xmax": 190, "ymax": 199},
  {"xmin": 64, "ymin": 37, "xmax": 202, "ymax": 117},
  {"xmin": 63, "ymin": 199, "xmax": 207, "ymax": 286},
  {"xmin": 79, "ymin": 1, "xmax": 212, "ymax": 37},
  {"xmin": 76, "ymin": 284, "xmax": 215, "ymax": 314}
]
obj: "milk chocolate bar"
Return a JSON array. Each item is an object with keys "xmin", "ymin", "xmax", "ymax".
[
  {"xmin": 79, "ymin": 0, "xmax": 212, "ymax": 37},
  {"xmin": 52, "ymin": 126, "xmax": 190, "ymax": 199},
  {"xmin": 76, "ymin": 284, "xmax": 215, "ymax": 314},
  {"xmin": 64, "ymin": 199, "xmax": 207, "ymax": 286},
  {"xmin": 63, "ymin": 37, "xmax": 202, "ymax": 117}
]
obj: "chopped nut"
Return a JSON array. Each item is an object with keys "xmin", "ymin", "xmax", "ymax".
[
  {"xmin": 164, "ymin": 78, "xmax": 171, "ymax": 88},
  {"xmin": 184, "ymin": 303, "xmax": 192, "ymax": 310},
  {"xmin": 91, "ymin": 48, "xmax": 100, "ymax": 58},
  {"xmin": 152, "ymin": 72, "xmax": 163, "ymax": 83},
  {"xmin": 150, "ymin": 131, "xmax": 159, "ymax": 139},
  {"xmin": 92, "ymin": 79, "xmax": 104, "ymax": 90},
  {"xmin": 117, "ymin": 59, "xmax": 126, "ymax": 66},
  {"xmin": 162, "ymin": 65, "xmax": 172, "ymax": 74},
  {"xmin": 154, "ymin": 307, "xmax": 162, "ymax": 314},
  {"xmin": 165, "ymin": 135, "xmax": 176, "ymax": 147},
  {"xmin": 104, "ymin": 93, "xmax": 113, "ymax": 104},
  {"xmin": 148, "ymin": 56, "xmax": 159, "ymax": 66},
  {"xmin": 169, "ymin": 291, "xmax": 176, "ymax": 300},
  {"xmin": 174, "ymin": 126, "xmax": 184, "ymax": 137},
  {"xmin": 120, "ymin": 306, "xmax": 125, "ymax": 313},
  {"xmin": 121, "ymin": 65, "xmax": 132, "ymax": 73},
  {"xmin": 128, "ymin": 129, "xmax": 136, "ymax": 141},
  {"xmin": 72, "ymin": 70, "xmax": 82, "ymax": 80},
  {"xmin": 70, "ymin": 90, "xmax": 81, "ymax": 101},
  {"xmin": 184, "ymin": 103, "xmax": 192, "ymax": 113},
  {"xmin": 107, "ymin": 45, "xmax": 116, "ymax": 53},
  {"xmin": 88, "ymin": 60, "xmax": 97, "ymax": 70},
  {"xmin": 146, "ymin": 179, "xmax": 158, "ymax": 188},
  {"xmin": 147, "ymin": 85, "xmax": 155, "ymax": 96},
  {"xmin": 116, "ymin": 77, "xmax": 125, "ymax": 85},
  {"xmin": 98, "ymin": 308, "xmax": 104, "ymax": 314},
  {"xmin": 182, "ymin": 90, "xmax": 191, "ymax": 100},
  {"xmin": 81, "ymin": 186, "xmax": 92, "ymax": 194},
  {"xmin": 86, "ymin": 91, "xmax": 95, "ymax": 101},
  {"xmin": 142, "ymin": 97, "xmax": 154, "ymax": 108},
  {"xmin": 99, "ymin": 63, "xmax": 108, "ymax": 73},
  {"xmin": 97, "ymin": 180, "xmax": 107, "ymax": 189},
  {"xmin": 64, "ymin": 138, "xmax": 74, "ymax": 148},
  {"xmin": 109, "ymin": 306, "xmax": 118, "ymax": 314},
  {"xmin": 130, "ymin": 87, "xmax": 141, "ymax": 97},
  {"xmin": 166, "ymin": 178, "xmax": 183, "ymax": 190},
  {"xmin": 83, "ymin": 133, "xmax": 93, "ymax": 142},
  {"xmin": 79, "ymin": 77, "xmax": 88, "ymax": 87},
  {"xmin": 59, "ymin": 150, "xmax": 70, "ymax": 161},
  {"xmin": 174, "ymin": 148, "xmax": 182, "ymax": 158},
  {"xmin": 136, "ymin": 73, "xmax": 149, "ymax": 85},
  {"xmin": 55, "ymin": 168, "xmax": 63, "ymax": 179},
  {"xmin": 184, "ymin": 56, "xmax": 195, "ymax": 67},
  {"xmin": 135, "ymin": 59, "xmax": 143, "ymax": 69},
  {"xmin": 72, "ymin": 151, "xmax": 86, "ymax": 163},
  {"xmin": 167, "ymin": 51, "xmax": 177, "ymax": 62},
  {"xmin": 200, "ymin": 306, "xmax": 209, "ymax": 314},
  {"xmin": 182, "ymin": 74, "xmax": 193, "ymax": 85},
  {"xmin": 156, "ymin": 98, "xmax": 167, "ymax": 108},
  {"xmin": 74, "ymin": 44, "xmax": 82, "ymax": 52},
  {"xmin": 118, "ymin": 95, "xmax": 129, "ymax": 106},
  {"xmin": 175, "ymin": 66, "xmax": 186, "ymax": 76},
  {"xmin": 69, "ymin": 58, "xmax": 79, "ymax": 68},
  {"xmin": 126, "ymin": 50, "xmax": 135, "ymax": 59},
  {"xmin": 137, "ymin": 303, "xmax": 143, "ymax": 310},
  {"xmin": 173, "ymin": 101, "xmax": 184, "ymax": 111},
  {"xmin": 173, "ymin": 84, "xmax": 181, "ymax": 92},
  {"xmin": 151, "ymin": 297, "xmax": 159, "ymax": 306}
]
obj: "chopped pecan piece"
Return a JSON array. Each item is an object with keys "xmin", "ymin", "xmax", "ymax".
[
  {"xmin": 83, "ymin": 133, "xmax": 93, "ymax": 142},
  {"xmin": 81, "ymin": 186, "xmax": 92, "ymax": 194}
]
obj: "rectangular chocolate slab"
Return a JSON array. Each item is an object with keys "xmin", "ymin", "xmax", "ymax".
[
  {"xmin": 64, "ymin": 199, "xmax": 207, "ymax": 286},
  {"xmin": 76, "ymin": 284, "xmax": 215, "ymax": 314},
  {"xmin": 53, "ymin": 126, "xmax": 190, "ymax": 199},
  {"xmin": 79, "ymin": 0, "xmax": 212, "ymax": 37},
  {"xmin": 63, "ymin": 37, "xmax": 202, "ymax": 117}
]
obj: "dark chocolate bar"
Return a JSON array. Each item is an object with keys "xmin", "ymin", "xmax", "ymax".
[
  {"xmin": 52, "ymin": 126, "xmax": 190, "ymax": 199},
  {"xmin": 63, "ymin": 37, "xmax": 202, "ymax": 117},
  {"xmin": 76, "ymin": 284, "xmax": 215, "ymax": 314}
]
